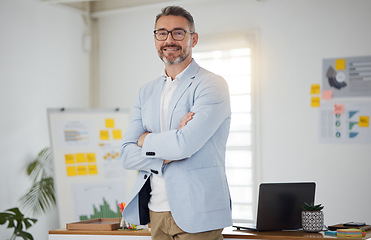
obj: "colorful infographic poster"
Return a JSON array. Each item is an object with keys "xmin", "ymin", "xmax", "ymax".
[
  {"xmin": 322, "ymin": 56, "xmax": 371, "ymax": 98},
  {"xmin": 319, "ymin": 102, "xmax": 371, "ymax": 143}
]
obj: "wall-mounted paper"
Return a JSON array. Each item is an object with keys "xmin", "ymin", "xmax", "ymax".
[
  {"xmin": 334, "ymin": 104, "xmax": 344, "ymax": 114},
  {"xmin": 322, "ymin": 56, "xmax": 371, "ymax": 97},
  {"xmin": 359, "ymin": 116, "xmax": 370, "ymax": 127},
  {"xmin": 311, "ymin": 97, "xmax": 320, "ymax": 107},
  {"xmin": 310, "ymin": 84, "xmax": 321, "ymax": 94},
  {"xmin": 322, "ymin": 90, "xmax": 333, "ymax": 99}
]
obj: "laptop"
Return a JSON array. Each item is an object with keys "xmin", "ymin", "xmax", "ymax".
[{"xmin": 233, "ymin": 182, "xmax": 316, "ymax": 231}]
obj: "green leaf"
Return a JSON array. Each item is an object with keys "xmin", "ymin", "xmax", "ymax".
[
  {"xmin": 6, "ymin": 208, "xmax": 24, "ymax": 218},
  {"xmin": 301, "ymin": 202, "xmax": 324, "ymax": 211},
  {"xmin": 0, "ymin": 207, "xmax": 37, "ymax": 240},
  {"xmin": 23, "ymin": 218, "xmax": 37, "ymax": 229},
  {"xmin": 20, "ymin": 147, "xmax": 56, "ymax": 215},
  {"xmin": 17, "ymin": 230, "xmax": 34, "ymax": 240},
  {"xmin": 0, "ymin": 212, "xmax": 12, "ymax": 224}
]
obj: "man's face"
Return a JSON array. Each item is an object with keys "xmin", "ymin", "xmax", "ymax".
[{"xmin": 154, "ymin": 15, "xmax": 198, "ymax": 65}]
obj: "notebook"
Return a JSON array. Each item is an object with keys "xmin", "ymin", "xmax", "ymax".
[{"xmin": 233, "ymin": 182, "xmax": 316, "ymax": 231}]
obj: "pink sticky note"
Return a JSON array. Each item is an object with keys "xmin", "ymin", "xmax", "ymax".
[
  {"xmin": 322, "ymin": 90, "xmax": 333, "ymax": 99},
  {"xmin": 334, "ymin": 104, "xmax": 344, "ymax": 114}
]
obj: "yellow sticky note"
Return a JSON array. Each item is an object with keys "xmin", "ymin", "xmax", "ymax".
[
  {"xmin": 65, "ymin": 154, "xmax": 75, "ymax": 164},
  {"xmin": 335, "ymin": 59, "xmax": 346, "ymax": 70},
  {"xmin": 86, "ymin": 153, "xmax": 96, "ymax": 163},
  {"xmin": 100, "ymin": 130, "xmax": 110, "ymax": 140},
  {"xmin": 88, "ymin": 165, "xmax": 98, "ymax": 175},
  {"xmin": 112, "ymin": 129, "xmax": 122, "ymax": 139},
  {"xmin": 77, "ymin": 166, "xmax": 88, "ymax": 175},
  {"xmin": 66, "ymin": 166, "xmax": 77, "ymax": 176},
  {"xmin": 105, "ymin": 119, "xmax": 115, "ymax": 128},
  {"xmin": 311, "ymin": 97, "xmax": 320, "ymax": 107},
  {"xmin": 359, "ymin": 116, "xmax": 370, "ymax": 127},
  {"xmin": 310, "ymin": 84, "xmax": 321, "ymax": 95},
  {"xmin": 333, "ymin": 104, "xmax": 344, "ymax": 114},
  {"xmin": 76, "ymin": 153, "xmax": 86, "ymax": 163}
]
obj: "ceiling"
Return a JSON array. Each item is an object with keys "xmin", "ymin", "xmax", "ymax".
[{"xmin": 43, "ymin": 0, "xmax": 177, "ymax": 15}]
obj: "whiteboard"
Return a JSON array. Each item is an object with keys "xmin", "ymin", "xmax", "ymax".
[{"xmin": 47, "ymin": 108, "xmax": 137, "ymax": 227}]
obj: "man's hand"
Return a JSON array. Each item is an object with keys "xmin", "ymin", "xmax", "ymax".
[
  {"xmin": 163, "ymin": 160, "xmax": 172, "ymax": 164},
  {"xmin": 137, "ymin": 131, "xmax": 150, "ymax": 147},
  {"xmin": 164, "ymin": 112, "xmax": 195, "ymax": 165},
  {"xmin": 178, "ymin": 111, "xmax": 194, "ymax": 129}
]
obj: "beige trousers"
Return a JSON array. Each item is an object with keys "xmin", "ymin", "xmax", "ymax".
[{"xmin": 149, "ymin": 211, "xmax": 224, "ymax": 240}]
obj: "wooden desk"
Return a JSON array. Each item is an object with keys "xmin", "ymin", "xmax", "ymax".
[
  {"xmin": 49, "ymin": 227, "xmax": 371, "ymax": 240},
  {"xmin": 223, "ymin": 227, "xmax": 371, "ymax": 239}
]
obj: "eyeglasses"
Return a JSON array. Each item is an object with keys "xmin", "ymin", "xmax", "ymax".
[{"xmin": 154, "ymin": 29, "xmax": 194, "ymax": 41}]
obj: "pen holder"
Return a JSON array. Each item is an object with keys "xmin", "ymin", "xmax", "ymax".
[
  {"xmin": 120, "ymin": 214, "xmax": 135, "ymax": 229},
  {"xmin": 120, "ymin": 218, "xmax": 131, "ymax": 229}
]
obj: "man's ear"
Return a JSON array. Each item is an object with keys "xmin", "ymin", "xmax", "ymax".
[{"xmin": 191, "ymin": 32, "xmax": 198, "ymax": 47}]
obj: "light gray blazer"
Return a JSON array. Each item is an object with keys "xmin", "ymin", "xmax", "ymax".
[{"xmin": 121, "ymin": 60, "xmax": 232, "ymax": 233}]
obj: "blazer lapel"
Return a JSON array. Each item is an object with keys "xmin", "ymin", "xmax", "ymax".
[
  {"xmin": 167, "ymin": 60, "xmax": 200, "ymax": 130},
  {"xmin": 152, "ymin": 77, "xmax": 166, "ymax": 132}
]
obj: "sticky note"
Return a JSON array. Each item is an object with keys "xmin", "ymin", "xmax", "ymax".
[
  {"xmin": 77, "ymin": 166, "xmax": 88, "ymax": 175},
  {"xmin": 66, "ymin": 166, "xmax": 77, "ymax": 176},
  {"xmin": 311, "ymin": 97, "xmax": 320, "ymax": 107},
  {"xmin": 112, "ymin": 129, "xmax": 122, "ymax": 139},
  {"xmin": 76, "ymin": 153, "xmax": 86, "ymax": 163},
  {"xmin": 65, "ymin": 154, "xmax": 75, "ymax": 164},
  {"xmin": 359, "ymin": 116, "xmax": 370, "ymax": 127},
  {"xmin": 88, "ymin": 165, "xmax": 98, "ymax": 175},
  {"xmin": 86, "ymin": 153, "xmax": 96, "ymax": 163},
  {"xmin": 105, "ymin": 118, "xmax": 115, "ymax": 128},
  {"xmin": 322, "ymin": 89, "xmax": 333, "ymax": 99},
  {"xmin": 337, "ymin": 229, "xmax": 363, "ymax": 238},
  {"xmin": 310, "ymin": 84, "xmax": 321, "ymax": 94},
  {"xmin": 335, "ymin": 59, "xmax": 346, "ymax": 70},
  {"xmin": 333, "ymin": 104, "xmax": 344, "ymax": 114},
  {"xmin": 100, "ymin": 130, "xmax": 110, "ymax": 140}
]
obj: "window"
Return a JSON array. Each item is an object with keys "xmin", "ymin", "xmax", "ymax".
[{"xmin": 193, "ymin": 35, "xmax": 257, "ymax": 222}]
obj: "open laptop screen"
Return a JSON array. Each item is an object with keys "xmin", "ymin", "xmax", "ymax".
[{"xmin": 234, "ymin": 182, "xmax": 316, "ymax": 231}]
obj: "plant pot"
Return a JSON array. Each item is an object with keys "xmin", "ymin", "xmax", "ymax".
[{"xmin": 301, "ymin": 210, "xmax": 324, "ymax": 232}]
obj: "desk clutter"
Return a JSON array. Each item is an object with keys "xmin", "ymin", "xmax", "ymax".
[
  {"xmin": 327, "ymin": 223, "xmax": 371, "ymax": 231},
  {"xmin": 325, "ymin": 222, "xmax": 370, "ymax": 238},
  {"xmin": 66, "ymin": 218, "xmax": 121, "ymax": 231}
]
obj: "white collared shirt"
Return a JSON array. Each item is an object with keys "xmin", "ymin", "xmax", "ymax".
[{"xmin": 148, "ymin": 66, "xmax": 189, "ymax": 212}]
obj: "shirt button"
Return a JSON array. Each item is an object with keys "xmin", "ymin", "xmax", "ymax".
[{"xmin": 144, "ymin": 174, "xmax": 147, "ymax": 179}]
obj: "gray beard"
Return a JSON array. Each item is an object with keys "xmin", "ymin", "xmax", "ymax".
[
  {"xmin": 160, "ymin": 52, "xmax": 190, "ymax": 65},
  {"xmin": 159, "ymin": 40, "xmax": 192, "ymax": 65}
]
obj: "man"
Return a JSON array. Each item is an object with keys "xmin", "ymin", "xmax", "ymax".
[{"xmin": 121, "ymin": 6, "xmax": 232, "ymax": 240}]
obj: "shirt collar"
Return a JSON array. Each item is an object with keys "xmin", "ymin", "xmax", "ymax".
[{"xmin": 161, "ymin": 59, "xmax": 193, "ymax": 81}]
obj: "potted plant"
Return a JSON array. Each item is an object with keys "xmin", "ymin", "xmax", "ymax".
[
  {"xmin": 0, "ymin": 207, "xmax": 37, "ymax": 240},
  {"xmin": 20, "ymin": 147, "xmax": 56, "ymax": 215},
  {"xmin": 301, "ymin": 202, "xmax": 324, "ymax": 232}
]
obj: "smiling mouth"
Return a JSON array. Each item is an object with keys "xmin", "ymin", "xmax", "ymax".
[{"xmin": 162, "ymin": 45, "xmax": 181, "ymax": 52}]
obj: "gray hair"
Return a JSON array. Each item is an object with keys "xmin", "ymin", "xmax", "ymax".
[{"xmin": 155, "ymin": 6, "xmax": 195, "ymax": 32}]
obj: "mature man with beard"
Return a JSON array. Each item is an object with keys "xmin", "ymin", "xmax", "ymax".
[{"xmin": 120, "ymin": 6, "xmax": 232, "ymax": 240}]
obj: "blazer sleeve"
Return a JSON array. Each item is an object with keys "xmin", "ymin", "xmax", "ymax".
[
  {"xmin": 141, "ymin": 73, "xmax": 231, "ymax": 160},
  {"xmin": 120, "ymin": 91, "xmax": 164, "ymax": 175}
]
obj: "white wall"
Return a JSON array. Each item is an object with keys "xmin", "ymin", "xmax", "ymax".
[
  {"xmin": 0, "ymin": 0, "xmax": 90, "ymax": 239},
  {"xmin": 97, "ymin": 0, "xmax": 371, "ymax": 226}
]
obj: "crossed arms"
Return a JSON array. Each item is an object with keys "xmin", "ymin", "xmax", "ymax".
[
  {"xmin": 137, "ymin": 112, "xmax": 195, "ymax": 165},
  {"xmin": 120, "ymin": 74, "xmax": 230, "ymax": 174}
]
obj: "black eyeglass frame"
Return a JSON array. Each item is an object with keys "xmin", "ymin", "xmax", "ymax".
[{"xmin": 153, "ymin": 29, "xmax": 195, "ymax": 41}]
